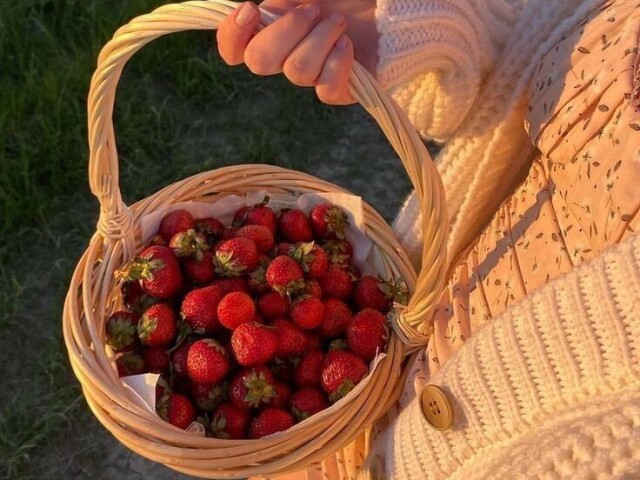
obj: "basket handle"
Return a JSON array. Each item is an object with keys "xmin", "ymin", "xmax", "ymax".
[{"xmin": 87, "ymin": 0, "xmax": 446, "ymax": 346}]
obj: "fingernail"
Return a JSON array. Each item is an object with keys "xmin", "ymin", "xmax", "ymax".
[
  {"xmin": 336, "ymin": 34, "xmax": 349, "ymax": 49},
  {"xmin": 303, "ymin": 4, "xmax": 320, "ymax": 19},
  {"xmin": 329, "ymin": 13, "xmax": 345, "ymax": 25},
  {"xmin": 235, "ymin": 3, "xmax": 257, "ymax": 27}
]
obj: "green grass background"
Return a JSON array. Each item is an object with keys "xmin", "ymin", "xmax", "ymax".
[{"xmin": 0, "ymin": 0, "xmax": 425, "ymax": 478}]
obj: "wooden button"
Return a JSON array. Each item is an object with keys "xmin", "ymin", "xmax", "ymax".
[{"xmin": 419, "ymin": 384, "xmax": 453, "ymax": 431}]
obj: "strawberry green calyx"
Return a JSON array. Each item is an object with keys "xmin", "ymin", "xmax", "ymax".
[
  {"xmin": 106, "ymin": 311, "xmax": 138, "ymax": 351},
  {"xmin": 137, "ymin": 316, "xmax": 158, "ymax": 344},
  {"xmin": 243, "ymin": 371, "xmax": 275, "ymax": 408},
  {"xmin": 328, "ymin": 338, "xmax": 348, "ymax": 351},
  {"xmin": 123, "ymin": 257, "xmax": 164, "ymax": 282},
  {"xmin": 329, "ymin": 379, "xmax": 356, "ymax": 403},
  {"xmin": 211, "ymin": 414, "xmax": 230, "ymax": 439},
  {"xmin": 290, "ymin": 242, "xmax": 315, "ymax": 273},
  {"xmin": 215, "ymin": 251, "xmax": 246, "ymax": 277},
  {"xmin": 170, "ymin": 229, "xmax": 209, "ymax": 260},
  {"xmin": 156, "ymin": 393, "xmax": 170, "ymax": 420}
]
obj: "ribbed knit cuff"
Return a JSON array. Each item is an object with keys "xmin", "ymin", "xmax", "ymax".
[
  {"xmin": 375, "ymin": 0, "xmax": 519, "ymax": 141},
  {"xmin": 388, "ymin": 231, "xmax": 640, "ymax": 478}
]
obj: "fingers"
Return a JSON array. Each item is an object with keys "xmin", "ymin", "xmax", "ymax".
[
  {"xmin": 217, "ymin": 2, "xmax": 260, "ymax": 66},
  {"xmin": 315, "ymin": 35, "xmax": 355, "ymax": 105},
  {"xmin": 282, "ymin": 13, "xmax": 347, "ymax": 87},
  {"xmin": 244, "ymin": 4, "xmax": 322, "ymax": 76}
]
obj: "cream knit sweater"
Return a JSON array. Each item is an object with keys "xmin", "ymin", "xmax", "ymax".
[{"xmin": 366, "ymin": 0, "xmax": 640, "ymax": 478}]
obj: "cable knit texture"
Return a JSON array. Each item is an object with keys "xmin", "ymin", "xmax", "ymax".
[{"xmin": 367, "ymin": 230, "xmax": 640, "ymax": 479}]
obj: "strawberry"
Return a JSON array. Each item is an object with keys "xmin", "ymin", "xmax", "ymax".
[
  {"xmin": 272, "ymin": 319, "xmax": 307, "ymax": 358},
  {"xmin": 270, "ymin": 356, "xmax": 300, "ymax": 384},
  {"xmin": 272, "ymin": 381, "xmax": 292, "ymax": 409},
  {"xmin": 257, "ymin": 292, "xmax": 290, "ymax": 320},
  {"xmin": 196, "ymin": 217, "xmax": 224, "ymax": 245},
  {"xmin": 116, "ymin": 352, "xmax": 145, "ymax": 377},
  {"xmin": 105, "ymin": 310, "xmax": 139, "ymax": 352},
  {"xmin": 214, "ymin": 277, "xmax": 249, "ymax": 295},
  {"xmin": 170, "ymin": 338, "xmax": 195, "ymax": 378},
  {"xmin": 290, "ymin": 242, "xmax": 329, "ymax": 279},
  {"xmin": 234, "ymin": 200, "xmax": 277, "ymax": 234},
  {"xmin": 318, "ymin": 298, "xmax": 352, "ymax": 339},
  {"xmin": 248, "ymin": 257, "xmax": 271, "ymax": 296},
  {"xmin": 159, "ymin": 209, "xmax": 195, "ymax": 243},
  {"xmin": 249, "ymin": 408, "xmax": 294, "ymax": 439},
  {"xmin": 290, "ymin": 297, "xmax": 324, "ymax": 330},
  {"xmin": 215, "ymin": 237, "xmax": 259, "ymax": 276},
  {"xmin": 222, "ymin": 226, "xmax": 238, "ymax": 240},
  {"xmin": 303, "ymin": 279, "xmax": 323, "ymax": 299},
  {"xmin": 235, "ymin": 225, "xmax": 275, "ymax": 254},
  {"xmin": 275, "ymin": 242, "xmax": 293, "ymax": 256},
  {"xmin": 295, "ymin": 350, "xmax": 325, "ymax": 388},
  {"xmin": 328, "ymin": 338, "xmax": 348, "ymax": 352},
  {"xmin": 190, "ymin": 381, "xmax": 226, "ymax": 411},
  {"xmin": 321, "ymin": 239, "xmax": 353, "ymax": 267},
  {"xmin": 121, "ymin": 280, "xmax": 158, "ymax": 314},
  {"xmin": 354, "ymin": 276, "xmax": 397, "ymax": 312},
  {"xmin": 218, "ymin": 291, "xmax": 256, "ymax": 330},
  {"xmin": 265, "ymin": 255, "xmax": 304, "ymax": 295},
  {"xmin": 142, "ymin": 346, "xmax": 170, "ymax": 374},
  {"xmin": 124, "ymin": 245, "xmax": 183, "ymax": 299},
  {"xmin": 155, "ymin": 374, "xmax": 171, "ymax": 401},
  {"xmin": 347, "ymin": 309, "xmax": 388, "ymax": 361},
  {"xmin": 291, "ymin": 388, "xmax": 329, "ymax": 422},
  {"xmin": 309, "ymin": 203, "xmax": 348, "ymax": 239},
  {"xmin": 211, "ymin": 403, "xmax": 251, "ymax": 439},
  {"xmin": 180, "ymin": 285, "xmax": 224, "ymax": 334},
  {"xmin": 157, "ymin": 392, "xmax": 195, "ymax": 430},
  {"xmin": 319, "ymin": 265, "xmax": 355, "ymax": 301},
  {"xmin": 169, "ymin": 229, "xmax": 209, "ymax": 260},
  {"xmin": 321, "ymin": 350, "xmax": 368, "ymax": 402},
  {"xmin": 187, "ymin": 339, "xmax": 229, "ymax": 383},
  {"xmin": 138, "ymin": 303, "xmax": 177, "ymax": 347},
  {"xmin": 231, "ymin": 322, "xmax": 277, "ymax": 366},
  {"xmin": 304, "ymin": 333, "xmax": 323, "ymax": 352},
  {"xmin": 183, "ymin": 251, "xmax": 216, "ymax": 284},
  {"xmin": 229, "ymin": 366, "xmax": 276, "ymax": 409},
  {"xmin": 278, "ymin": 209, "xmax": 313, "ymax": 243}
]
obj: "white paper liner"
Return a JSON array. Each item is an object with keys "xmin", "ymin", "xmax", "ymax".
[{"xmin": 118, "ymin": 191, "xmax": 396, "ymax": 436}]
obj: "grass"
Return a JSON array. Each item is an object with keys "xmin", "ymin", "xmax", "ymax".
[{"xmin": 0, "ymin": 0, "xmax": 415, "ymax": 478}]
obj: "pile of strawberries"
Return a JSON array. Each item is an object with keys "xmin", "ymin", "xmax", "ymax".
[{"xmin": 107, "ymin": 198, "xmax": 404, "ymax": 439}]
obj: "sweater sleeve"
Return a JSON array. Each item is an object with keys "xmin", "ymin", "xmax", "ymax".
[{"xmin": 375, "ymin": 0, "xmax": 524, "ymax": 142}]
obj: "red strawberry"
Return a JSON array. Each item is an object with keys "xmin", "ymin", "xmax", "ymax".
[
  {"xmin": 187, "ymin": 339, "xmax": 229, "ymax": 383},
  {"xmin": 231, "ymin": 322, "xmax": 277, "ymax": 366},
  {"xmin": 248, "ymin": 257, "xmax": 271, "ymax": 296},
  {"xmin": 291, "ymin": 388, "xmax": 329, "ymax": 422},
  {"xmin": 270, "ymin": 356, "xmax": 300, "ymax": 384},
  {"xmin": 275, "ymin": 242, "xmax": 293, "ymax": 256},
  {"xmin": 235, "ymin": 225, "xmax": 275, "ymax": 254},
  {"xmin": 157, "ymin": 392, "xmax": 195, "ymax": 430},
  {"xmin": 159, "ymin": 210, "xmax": 195, "ymax": 243},
  {"xmin": 278, "ymin": 209, "xmax": 313, "ymax": 243},
  {"xmin": 218, "ymin": 292, "xmax": 256, "ymax": 330},
  {"xmin": 290, "ymin": 297, "xmax": 324, "ymax": 330},
  {"xmin": 321, "ymin": 239, "xmax": 353, "ymax": 267},
  {"xmin": 116, "ymin": 352, "xmax": 145, "ymax": 377},
  {"xmin": 309, "ymin": 203, "xmax": 348, "ymax": 239},
  {"xmin": 272, "ymin": 319, "xmax": 307, "ymax": 358},
  {"xmin": 347, "ymin": 309, "xmax": 388, "ymax": 361},
  {"xmin": 138, "ymin": 303, "xmax": 177, "ymax": 347},
  {"xmin": 319, "ymin": 265, "xmax": 355, "ymax": 301},
  {"xmin": 295, "ymin": 350, "xmax": 325, "ymax": 388},
  {"xmin": 354, "ymin": 276, "xmax": 397, "ymax": 312},
  {"xmin": 215, "ymin": 237, "xmax": 259, "ymax": 276},
  {"xmin": 183, "ymin": 251, "xmax": 216, "ymax": 284},
  {"xmin": 169, "ymin": 229, "xmax": 209, "ymax": 260},
  {"xmin": 222, "ymin": 226, "xmax": 238, "ymax": 240},
  {"xmin": 234, "ymin": 200, "xmax": 278, "ymax": 234},
  {"xmin": 266, "ymin": 255, "xmax": 304, "ymax": 295},
  {"xmin": 106, "ymin": 311, "xmax": 139, "ymax": 352},
  {"xmin": 180, "ymin": 285, "xmax": 224, "ymax": 334},
  {"xmin": 214, "ymin": 277, "xmax": 249, "ymax": 295},
  {"xmin": 190, "ymin": 382, "xmax": 226, "ymax": 411},
  {"xmin": 249, "ymin": 408, "xmax": 294, "ymax": 439},
  {"xmin": 257, "ymin": 292, "xmax": 290, "ymax": 320},
  {"xmin": 321, "ymin": 350, "xmax": 368, "ymax": 402},
  {"xmin": 211, "ymin": 403, "xmax": 251, "ymax": 439},
  {"xmin": 303, "ymin": 279, "xmax": 323, "ymax": 299},
  {"xmin": 290, "ymin": 242, "xmax": 329, "ymax": 279},
  {"xmin": 196, "ymin": 217, "xmax": 224, "ymax": 244},
  {"xmin": 318, "ymin": 298, "xmax": 352, "ymax": 339},
  {"xmin": 229, "ymin": 366, "xmax": 276, "ymax": 409},
  {"xmin": 272, "ymin": 381, "xmax": 292, "ymax": 409},
  {"xmin": 155, "ymin": 374, "xmax": 171, "ymax": 401},
  {"xmin": 121, "ymin": 280, "xmax": 158, "ymax": 314},
  {"xmin": 142, "ymin": 346, "xmax": 170, "ymax": 374},
  {"xmin": 125, "ymin": 245, "xmax": 183, "ymax": 299},
  {"xmin": 170, "ymin": 338, "xmax": 195, "ymax": 378},
  {"xmin": 304, "ymin": 333, "xmax": 323, "ymax": 352}
]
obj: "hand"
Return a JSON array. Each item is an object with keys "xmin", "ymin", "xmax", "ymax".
[{"xmin": 216, "ymin": 0, "xmax": 378, "ymax": 105}]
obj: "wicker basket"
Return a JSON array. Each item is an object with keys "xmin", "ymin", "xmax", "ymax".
[{"xmin": 62, "ymin": 1, "xmax": 448, "ymax": 478}]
